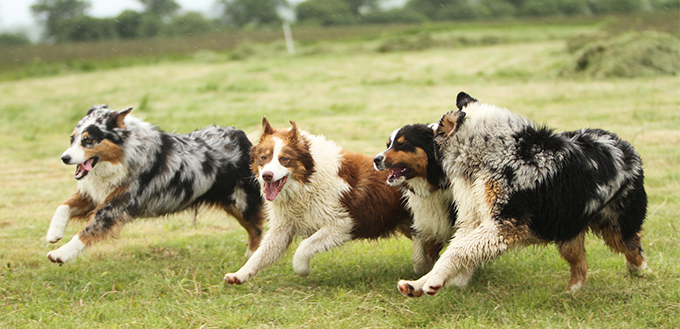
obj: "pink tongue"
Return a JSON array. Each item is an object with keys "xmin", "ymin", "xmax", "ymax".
[
  {"xmin": 264, "ymin": 181, "xmax": 280, "ymax": 201},
  {"xmin": 82, "ymin": 158, "xmax": 94, "ymax": 171}
]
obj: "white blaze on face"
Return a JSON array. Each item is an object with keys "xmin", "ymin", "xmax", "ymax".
[
  {"xmin": 374, "ymin": 128, "xmax": 400, "ymax": 171},
  {"xmin": 260, "ymin": 137, "xmax": 291, "ymax": 201},
  {"xmin": 62, "ymin": 136, "xmax": 86, "ymax": 165}
]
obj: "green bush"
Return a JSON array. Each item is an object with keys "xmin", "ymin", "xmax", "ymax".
[
  {"xmin": 58, "ymin": 16, "xmax": 117, "ymax": 42},
  {"xmin": 296, "ymin": 0, "xmax": 357, "ymax": 25},
  {"xmin": 168, "ymin": 12, "xmax": 215, "ymax": 35},
  {"xmin": 519, "ymin": 0, "xmax": 561, "ymax": 16},
  {"xmin": 360, "ymin": 8, "xmax": 429, "ymax": 24},
  {"xmin": 436, "ymin": 1, "xmax": 490, "ymax": 20},
  {"xmin": 115, "ymin": 10, "xmax": 144, "ymax": 39},
  {"xmin": 588, "ymin": 0, "xmax": 645, "ymax": 14},
  {"xmin": 0, "ymin": 33, "xmax": 31, "ymax": 47},
  {"xmin": 139, "ymin": 14, "xmax": 164, "ymax": 38},
  {"xmin": 480, "ymin": 0, "xmax": 517, "ymax": 18}
]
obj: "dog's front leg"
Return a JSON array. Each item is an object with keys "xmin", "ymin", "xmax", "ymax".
[
  {"xmin": 225, "ymin": 223, "xmax": 295, "ymax": 285},
  {"xmin": 47, "ymin": 191, "xmax": 129, "ymax": 263},
  {"xmin": 46, "ymin": 192, "xmax": 94, "ymax": 243},
  {"xmin": 292, "ymin": 218, "xmax": 354, "ymax": 277},
  {"xmin": 398, "ymin": 219, "xmax": 513, "ymax": 297}
]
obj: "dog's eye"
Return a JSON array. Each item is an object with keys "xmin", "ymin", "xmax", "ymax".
[
  {"xmin": 261, "ymin": 155, "xmax": 267, "ymax": 160},
  {"xmin": 82, "ymin": 137, "xmax": 93, "ymax": 145},
  {"xmin": 280, "ymin": 156, "xmax": 288, "ymax": 162}
]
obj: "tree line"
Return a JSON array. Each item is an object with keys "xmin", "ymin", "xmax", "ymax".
[{"xmin": 1, "ymin": 0, "xmax": 678, "ymax": 46}]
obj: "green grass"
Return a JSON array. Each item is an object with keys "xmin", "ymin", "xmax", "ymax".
[{"xmin": 1, "ymin": 17, "xmax": 679, "ymax": 328}]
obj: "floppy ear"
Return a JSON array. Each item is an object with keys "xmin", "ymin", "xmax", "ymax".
[
  {"xmin": 261, "ymin": 116, "xmax": 275, "ymax": 137},
  {"xmin": 456, "ymin": 92, "xmax": 478, "ymax": 110},
  {"xmin": 437, "ymin": 110, "xmax": 466, "ymax": 137},
  {"xmin": 288, "ymin": 120, "xmax": 299, "ymax": 142}
]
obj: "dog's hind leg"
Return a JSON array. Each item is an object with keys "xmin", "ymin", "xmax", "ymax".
[
  {"xmin": 292, "ymin": 217, "xmax": 354, "ymax": 277},
  {"xmin": 46, "ymin": 192, "xmax": 94, "ymax": 243},
  {"xmin": 558, "ymin": 231, "xmax": 588, "ymax": 292},
  {"xmin": 601, "ymin": 227, "xmax": 647, "ymax": 274},
  {"xmin": 412, "ymin": 235, "xmax": 444, "ymax": 276},
  {"xmin": 227, "ymin": 207, "xmax": 264, "ymax": 259}
]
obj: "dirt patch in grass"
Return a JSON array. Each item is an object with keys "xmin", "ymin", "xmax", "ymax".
[{"xmin": 570, "ymin": 31, "xmax": 680, "ymax": 78}]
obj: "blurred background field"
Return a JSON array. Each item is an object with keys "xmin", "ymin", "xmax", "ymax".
[{"xmin": 0, "ymin": 1, "xmax": 679, "ymax": 327}]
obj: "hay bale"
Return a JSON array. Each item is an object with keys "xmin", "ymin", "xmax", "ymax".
[{"xmin": 572, "ymin": 31, "xmax": 680, "ymax": 78}]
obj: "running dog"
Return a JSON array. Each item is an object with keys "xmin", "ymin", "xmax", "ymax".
[
  {"xmin": 398, "ymin": 92, "xmax": 647, "ymax": 297},
  {"xmin": 224, "ymin": 117, "xmax": 413, "ymax": 284},
  {"xmin": 373, "ymin": 123, "xmax": 458, "ymax": 276},
  {"xmin": 46, "ymin": 105, "xmax": 264, "ymax": 263}
]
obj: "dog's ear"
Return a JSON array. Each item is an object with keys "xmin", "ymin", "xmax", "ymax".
[
  {"xmin": 87, "ymin": 104, "xmax": 108, "ymax": 115},
  {"xmin": 107, "ymin": 107, "xmax": 132, "ymax": 130},
  {"xmin": 456, "ymin": 92, "xmax": 478, "ymax": 110},
  {"xmin": 437, "ymin": 110, "xmax": 466, "ymax": 138},
  {"xmin": 116, "ymin": 107, "xmax": 132, "ymax": 129},
  {"xmin": 261, "ymin": 116, "xmax": 275, "ymax": 137},
  {"xmin": 288, "ymin": 120, "xmax": 300, "ymax": 142}
]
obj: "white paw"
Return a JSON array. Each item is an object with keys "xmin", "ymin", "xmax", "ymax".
[
  {"xmin": 292, "ymin": 257, "xmax": 311, "ymax": 277},
  {"xmin": 626, "ymin": 259, "xmax": 647, "ymax": 273},
  {"xmin": 45, "ymin": 230, "xmax": 64, "ymax": 244},
  {"xmin": 224, "ymin": 272, "xmax": 249, "ymax": 285},
  {"xmin": 567, "ymin": 281, "xmax": 584, "ymax": 292},
  {"xmin": 47, "ymin": 235, "xmax": 85, "ymax": 264},
  {"xmin": 422, "ymin": 276, "xmax": 447, "ymax": 296},
  {"xmin": 398, "ymin": 280, "xmax": 424, "ymax": 297}
]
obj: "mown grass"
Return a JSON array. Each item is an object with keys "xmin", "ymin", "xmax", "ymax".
[{"xmin": 1, "ymin": 16, "xmax": 679, "ymax": 328}]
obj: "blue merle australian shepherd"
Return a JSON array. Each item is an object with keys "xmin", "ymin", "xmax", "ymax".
[
  {"xmin": 46, "ymin": 105, "xmax": 264, "ymax": 263},
  {"xmin": 397, "ymin": 92, "xmax": 648, "ymax": 297}
]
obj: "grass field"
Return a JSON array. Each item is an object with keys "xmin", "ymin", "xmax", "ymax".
[{"xmin": 1, "ymin": 17, "xmax": 679, "ymax": 328}]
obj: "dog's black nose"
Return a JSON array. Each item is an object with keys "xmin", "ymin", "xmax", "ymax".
[
  {"xmin": 373, "ymin": 154, "xmax": 384, "ymax": 165},
  {"xmin": 61, "ymin": 155, "xmax": 71, "ymax": 164}
]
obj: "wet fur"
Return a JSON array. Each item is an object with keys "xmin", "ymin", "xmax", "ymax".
[
  {"xmin": 373, "ymin": 124, "xmax": 458, "ymax": 276},
  {"xmin": 398, "ymin": 92, "xmax": 647, "ymax": 297},
  {"xmin": 224, "ymin": 117, "xmax": 413, "ymax": 284},
  {"xmin": 46, "ymin": 105, "xmax": 264, "ymax": 263}
]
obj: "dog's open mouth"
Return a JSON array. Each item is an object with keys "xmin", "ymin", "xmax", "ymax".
[
  {"xmin": 387, "ymin": 166, "xmax": 407, "ymax": 184},
  {"xmin": 264, "ymin": 175, "xmax": 288, "ymax": 201},
  {"xmin": 75, "ymin": 157, "xmax": 99, "ymax": 180}
]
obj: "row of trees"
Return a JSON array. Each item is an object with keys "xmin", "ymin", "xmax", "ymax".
[{"xmin": 4, "ymin": 0, "xmax": 677, "ymax": 44}]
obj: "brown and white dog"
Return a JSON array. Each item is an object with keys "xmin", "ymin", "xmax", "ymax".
[
  {"xmin": 373, "ymin": 124, "xmax": 458, "ymax": 277},
  {"xmin": 224, "ymin": 117, "xmax": 413, "ymax": 284}
]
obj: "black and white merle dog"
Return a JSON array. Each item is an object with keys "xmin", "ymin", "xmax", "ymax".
[
  {"xmin": 46, "ymin": 105, "xmax": 264, "ymax": 263},
  {"xmin": 397, "ymin": 92, "xmax": 648, "ymax": 297},
  {"xmin": 373, "ymin": 124, "xmax": 458, "ymax": 277}
]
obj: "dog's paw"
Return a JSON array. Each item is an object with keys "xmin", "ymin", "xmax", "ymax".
[
  {"xmin": 47, "ymin": 248, "xmax": 73, "ymax": 264},
  {"xmin": 397, "ymin": 280, "xmax": 424, "ymax": 298},
  {"xmin": 292, "ymin": 261, "xmax": 311, "ymax": 277},
  {"xmin": 422, "ymin": 276, "xmax": 447, "ymax": 296},
  {"xmin": 224, "ymin": 272, "xmax": 247, "ymax": 285},
  {"xmin": 46, "ymin": 232, "xmax": 63, "ymax": 244}
]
